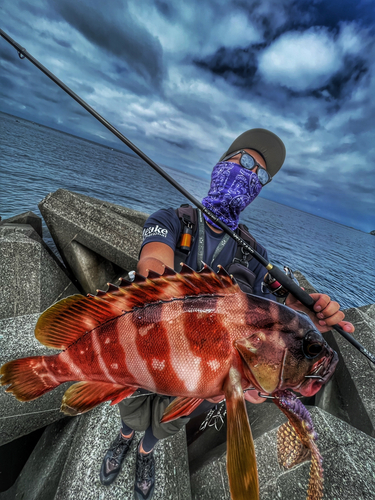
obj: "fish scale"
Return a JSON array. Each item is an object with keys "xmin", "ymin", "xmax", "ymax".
[{"xmin": 0, "ymin": 264, "xmax": 338, "ymax": 500}]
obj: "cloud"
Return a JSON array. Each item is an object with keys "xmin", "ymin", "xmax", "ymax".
[
  {"xmin": 54, "ymin": 0, "xmax": 165, "ymax": 89},
  {"xmin": 258, "ymin": 27, "xmax": 342, "ymax": 91},
  {"xmin": 0, "ymin": 0, "xmax": 374, "ymax": 232},
  {"xmin": 304, "ymin": 116, "xmax": 320, "ymax": 132}
]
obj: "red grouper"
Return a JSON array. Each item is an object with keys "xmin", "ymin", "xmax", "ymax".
[{"xmin": 1, "ymin": 264, "xmax": 338, "ymax": 500}]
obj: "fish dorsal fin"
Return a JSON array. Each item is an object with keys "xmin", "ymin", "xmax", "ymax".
[
  {"xmin": 36, "ymin": 264, "xmax": 239, "ymax": 350},
  {"xmin": 35, "ymin": 294, "xmax": 124, "ymax": 349},
  {"xmin": 84, "ymin": 263, "xmax": 239, "ymax": 311}
]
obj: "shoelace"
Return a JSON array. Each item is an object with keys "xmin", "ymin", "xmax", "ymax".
[
  {"xmin": 136, "ymin": 453, "xmax": 155, "ymax": 482},
  {"xmin": 108, "ymin": 435, "xmax": 131, "ymax": 465}
]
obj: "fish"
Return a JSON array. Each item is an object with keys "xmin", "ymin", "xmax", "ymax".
[{"xmin": 0, "ymin": 264, "xmax": 338, "ymax": 500}]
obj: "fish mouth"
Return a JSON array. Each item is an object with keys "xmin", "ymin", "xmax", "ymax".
[{"xmin": 298, "ymin": 349, "xmax": 339, "ymax": 397}]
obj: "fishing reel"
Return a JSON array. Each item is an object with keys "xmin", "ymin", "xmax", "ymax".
[{"xmin": 262, "ymin": 266, "xmax": 299, "ymax": 299}]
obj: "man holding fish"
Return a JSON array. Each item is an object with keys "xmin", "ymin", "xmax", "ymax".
[
  {"xmin": 0, "ymin": 128, "xmax": 354, "ymax": 500},
  {"xmin": 100, "ymin": 128, "xmax": 355, "ymax": 500}
]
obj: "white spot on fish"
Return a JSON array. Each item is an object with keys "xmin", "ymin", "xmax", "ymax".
[
  {"xmin": 208, "ymin": 359, "xmax": 220, "ymax": 371},
  {"xmin": 80, "ymin": 351, "xmax": 84, "ymax": 355},
  {"xmin": 138, "ymin": 324, "xmax": 154, "ymax": 337},
  {"xmin": 111, "ymin": 363, "xmax": 118, "ymax": 370},
  {"xmin": 152, "ymin": 359, "xmax": 165, "ymax": 371},
  {"xmin": 105, "ymin": 338, "xmax": 111, "ymax": 344},
  {"xmin": 92, "ymin": 331, "xmax": 117, "ymax": 384}
]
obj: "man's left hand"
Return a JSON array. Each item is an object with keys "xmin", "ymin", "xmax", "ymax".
[{"xmin": 285, "ymin": 292, "xmax": 355, "ymax": 334}]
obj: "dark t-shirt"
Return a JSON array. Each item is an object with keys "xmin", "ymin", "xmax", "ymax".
[{"xmin": 141, "ymin": 207, "xmax": 275, "ymax": 299}]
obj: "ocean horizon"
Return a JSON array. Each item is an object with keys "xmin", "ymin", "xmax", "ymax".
[{"xmin": 1, "ymin": 110, "xmax": 374, "ymax": 310}]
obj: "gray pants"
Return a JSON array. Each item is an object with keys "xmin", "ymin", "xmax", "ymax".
[{"xmin": 118, "ymin": 390, "xmax": 189, "ymax": 440}]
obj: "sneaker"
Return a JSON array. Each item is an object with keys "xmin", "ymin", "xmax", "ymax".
[
  {"xmin": 134, "ymin": 443, "xmax": 155, "ymax": 500},
  {"xmin": 100, "ymin": 431, "xmax": 134, "ymax": 486}
]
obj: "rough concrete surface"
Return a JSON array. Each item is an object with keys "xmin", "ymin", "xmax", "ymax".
[
  {"xmin": 0, "ymin": 211, "xmax": 43, "ymax": 239},
  {"xmin": 39, "ymin": 189, "xmax": 148, "ymax": 294},
  {"xmin": 295, "ymin": 270, "xmax": 375, "ymax": 437},
  {"xmin": 190, "ymin": 407, "xmax": 375, "ymax": 500},
  {"xmin": 358, "ymin": 303, "xmax": 375, "ymax": 320},
  {"xmin": 0, "ymin": 313, "xmax": 71, "ymax": 446},
  {"xmin": 1, "ymin": 404, "xmax": 192, "ymax": 500},
  {"xmin": 0, "ymin": 225, "xmax": 79, "ymax": 319},
  {"xmin": 0, "ymin": 417, "xmax": 79, "ymax": 500},
  {"xmin": 317, "ymin": 307, "xmax": 375, "ymax": 437}
]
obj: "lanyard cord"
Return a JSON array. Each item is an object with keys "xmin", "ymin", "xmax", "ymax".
[{"xmin": 197, "ymin": 211, "xmax": 230, "ymax": 269}]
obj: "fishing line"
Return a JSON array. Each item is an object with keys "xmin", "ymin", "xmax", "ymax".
[{"xmin": 1, "ymin": 29, "xmax": 374, "ymax": 365}]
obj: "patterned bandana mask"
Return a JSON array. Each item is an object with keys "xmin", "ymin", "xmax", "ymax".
[{"xmin": 202, "ymin": 161, "xmax": 262, "ymax": 230}]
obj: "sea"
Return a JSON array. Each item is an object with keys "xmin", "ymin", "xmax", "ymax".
[{"xmin": 0, "ymin": 111, "xmax": 374, "ymax": 310}]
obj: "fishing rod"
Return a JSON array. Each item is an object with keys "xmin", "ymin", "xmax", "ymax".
[{"xmin": 1, "ymin": 29, "xmax": 374, "ymax": 366}]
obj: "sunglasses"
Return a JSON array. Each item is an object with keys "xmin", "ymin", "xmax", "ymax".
[{"xmin": 223, "ymin": 150, "xmax": 272, "ymax": 186}]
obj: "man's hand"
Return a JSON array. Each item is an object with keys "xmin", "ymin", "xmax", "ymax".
[{"xmin": 285, "ymin": 292, "xmax": 355, "ymax": 334}]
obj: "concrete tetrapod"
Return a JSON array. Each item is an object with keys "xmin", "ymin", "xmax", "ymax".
[{"xmin": 38, "ymin": 189, "xmax": 148, "ymax": 294}]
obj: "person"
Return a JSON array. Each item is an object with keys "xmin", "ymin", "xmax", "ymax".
[{"xmin": 99, "ymin": 128, "xmax": 354, "ymax": 500}]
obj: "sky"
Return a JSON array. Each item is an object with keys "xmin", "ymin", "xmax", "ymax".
[{"xmin": 1, "ymin": 0, "xmax": 374, "ymax": 232}]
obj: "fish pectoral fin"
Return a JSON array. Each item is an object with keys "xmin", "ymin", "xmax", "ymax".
[
  {"xmin": 160, "ymin": 396, "xmax": 204, "ymax": 423},
  {"xmin": 61, "ymin": 381, "xmax": 136, "ymax": 416},
  {"xmin": 224, "ymin": 367, "xmax": 259, "ymax": 500},
  {"xmin": 273, "ymin": 391, "xmax": 324, "ymax": 500},
  {"xmin": 277, "ymin": 421, "xmax": 311, "ymax": 469}
]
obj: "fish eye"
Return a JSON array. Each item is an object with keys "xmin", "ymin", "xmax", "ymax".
[{"xmin": 303, "ymin": 331, "xmax": 324, "ymax": 359}]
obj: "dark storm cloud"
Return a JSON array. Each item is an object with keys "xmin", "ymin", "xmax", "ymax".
[
  {"xmin": 313, "ymin": 57, "xmax": 368, "ymax": 101},
  {"xmin": 281, "ymin": 167, "xmax": 311, "ymax": 178},
  {"xmin": 161, "ymin": 138, "xmax": 192, "ymax": 150},
  {"xmin": 52, "ymin": 37, "xmax": 72, "ymax": 49},
  {"xmin": 54, "ymin": 0, "xmax": 164, "ymax": 89},
  {"xmin": 307, "ymin": 0, "xmax": 375, "ymax": 28},
  {"xmin": 195, "ymin": 46, "xmax": 261, "ymax": 87},
  {"xmin": 34, "ymin": 90, "xmax": 61, "ymax": 103},
  {"xmin": 1, "ymin": 0, "xmax": 374, "ymax": 232},
  {"xmin": 197, "ymin": 36, "xmax": 368, "ymax": 106},
  {"xmin": 304, "ymin": 116, "xmax": 320, "ymax": 132},
  {"xmin": 154, "ymin": 0, "xmax": 177, "ymax": 19}
]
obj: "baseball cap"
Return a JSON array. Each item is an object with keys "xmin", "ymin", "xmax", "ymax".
[{"xmin": 219, "ymin": 128, "xmax": 286, "ymax": 177}]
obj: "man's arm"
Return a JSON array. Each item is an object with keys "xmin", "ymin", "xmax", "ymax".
[{"xmin": 137, "ymin": 241, "xmax": 174, "ymax": 276}]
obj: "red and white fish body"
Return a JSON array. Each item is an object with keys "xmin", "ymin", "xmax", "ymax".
[{"xmin": 1, "ymin": 265, "xmax": 338, "ymax": 500}]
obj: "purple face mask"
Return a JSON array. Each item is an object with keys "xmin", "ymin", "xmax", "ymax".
[{"xmin": 202, "ymin": 161, "xmax": 262, "ymax": 230}]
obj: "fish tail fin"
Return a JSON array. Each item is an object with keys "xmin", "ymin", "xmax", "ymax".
[{"xmin": 0, "ymin": 355, "xmax": 60, "ymax": 402}]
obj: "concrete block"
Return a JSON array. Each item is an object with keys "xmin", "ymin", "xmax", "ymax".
[
  {"xmin": 0, "ymin": 211, "xmax": 43, "ymax": 239},
  {"xmin": 0, "ymin": 225, "xmax": 79, "ymax": 319},
  {"xmin": 190, "ymin": 407, "xmax": 375, "ymax": 500},
  {"xmin": 316, "ymin": 308, "xmax": 375, "ymax": 437},
  {"xmin": 0, "ymin": 417, "xmax": 79, "ymax": 500},
  {"xmin": 1, "ymin": 404, "xmax": 192, "ymax": 500},
  {"xmin": 292, "ymin": 271, "xmax": 375, "ymax": 437},
  {"xmin": 358, "ymin": 303, "xmax": 375, "ymax": 320},
  {"xmin": 39, "ymin": 189, "xmax": 149, "ymax": 294},
  {"xmin": 0, "ymin": 314, "xmax": 71, "ymax": 446}
]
